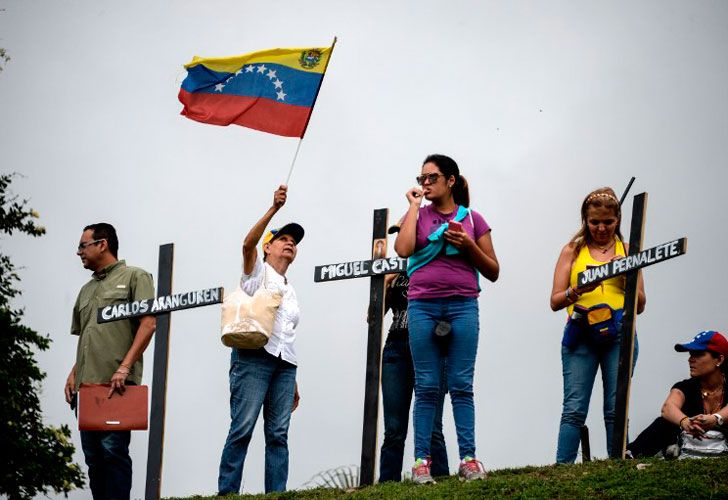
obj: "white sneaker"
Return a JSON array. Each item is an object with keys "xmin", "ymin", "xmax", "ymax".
[{"xmin": 664, "ymin": 444, "xmax": 680, "ymax": 460}]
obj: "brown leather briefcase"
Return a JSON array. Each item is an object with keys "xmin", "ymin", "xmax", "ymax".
[{"xmin": 78, "ymin": 383, "xmax": 149, "ymax": 431}]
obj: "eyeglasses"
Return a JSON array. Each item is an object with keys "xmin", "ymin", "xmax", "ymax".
[
  {"xmin": 416, "ymin": 173, "xmax": 444, "ymax": 186},
  {"xmin": 77, "ymin": 239, "xmax": 105, "ymax": 251}
]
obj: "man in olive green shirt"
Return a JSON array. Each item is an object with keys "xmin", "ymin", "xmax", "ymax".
[{"xmin": 64, "ymin": 223, "xmax": 156, "ymax": 500}]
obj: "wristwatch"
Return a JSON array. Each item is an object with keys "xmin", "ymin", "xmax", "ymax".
[{"xmin": 713, "ymin": 413, "xmax": 724, "ymax": 426}]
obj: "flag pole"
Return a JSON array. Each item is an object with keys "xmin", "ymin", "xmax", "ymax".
[
  {"xmin": 285, "ymin": 139, "xmax": 303, "ymax": 185},
  {"xmin": 283, "ymin": 36, "xmax": 337, "ymax": 186}
]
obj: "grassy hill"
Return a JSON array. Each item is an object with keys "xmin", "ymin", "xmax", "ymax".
[{"xmin": 168, "ymin": 456, "xmax": 728, "ymax": 499}]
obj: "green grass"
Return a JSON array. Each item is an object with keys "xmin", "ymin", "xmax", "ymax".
[{"xmin": 168, "ymin": 456, "xmax": 728, "ymax": 499}]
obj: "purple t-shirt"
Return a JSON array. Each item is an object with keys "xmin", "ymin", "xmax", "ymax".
[{"xmin": 402, "ymin": 204, "xmax": 491, "ymax": 300}]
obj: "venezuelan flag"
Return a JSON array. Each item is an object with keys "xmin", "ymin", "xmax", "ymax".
[{"xmin": 179, "ymin": 46, "xmax": 333, "ymax": 138}]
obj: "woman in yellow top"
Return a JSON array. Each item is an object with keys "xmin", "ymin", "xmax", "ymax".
[{"xmin": 550, "ymin": 187, "xmax": 646, "ymax": 463}]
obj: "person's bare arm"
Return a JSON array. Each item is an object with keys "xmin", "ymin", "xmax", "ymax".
[
  {"xmin": 549, "ymin": 244, "xmax": 600, "ymax": 311},
  {"xmin": 108, "ymin": 315, "xmax": 156, "ymax": 397},
  {"xmin": 443, "ymin": 230, "xmax": 499, "ymax": 282},
  {"xmin": 394, "ymin": 188, "xmax": 422, "ymax": 258},
  {"xmin": 662, "ymin": 387, "xmax": 704, "ymax": 437},
  {"xmin": 242, "ymin": 185, "xmax": 288, "ymax": 274},
  {"xmin": 64, "ymin": 364, "xmax": 77, "ymax": 404}
]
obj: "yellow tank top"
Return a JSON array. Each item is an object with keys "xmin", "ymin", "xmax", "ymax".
[{"xmin": 568, "ymin": 238, "xmax": 626, "ymax": 315}]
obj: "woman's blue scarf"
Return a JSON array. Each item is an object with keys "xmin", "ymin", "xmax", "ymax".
[{"xmin": 406, "ymin": 205, "xmax": 470, "ymax": 277}]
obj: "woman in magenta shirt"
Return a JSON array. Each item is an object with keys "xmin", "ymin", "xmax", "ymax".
[{"xmin": 395, "ymin": 154, "xmax": 499, "ymax": 484}]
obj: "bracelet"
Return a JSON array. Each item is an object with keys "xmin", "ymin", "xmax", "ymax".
[
  {"xmin": 120, "ymin": 363, "xmax": 131, "ymax": 370},
  {"xmin": 713, "ymin": 413, "xmax": 724, "ymax": 426},
  {"xmin": 565, "ymin": 288, "xmax": 572, "ymax": 301},
  {"xmin": 679, "ymin": 416, "xmax": 689, "ymax": 429},
  {"xmin": 116, "ymin": 367, "xmax": 130, "ymax": 375}
]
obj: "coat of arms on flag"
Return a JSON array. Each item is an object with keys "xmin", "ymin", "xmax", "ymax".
[{"xmin": 179, "ymin": 43, "xmax": 334, "ymax": 138}]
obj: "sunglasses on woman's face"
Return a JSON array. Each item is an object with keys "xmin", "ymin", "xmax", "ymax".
[{"xmin": 416, "ymin": 173, "xmax": 444, "ymax": 186}]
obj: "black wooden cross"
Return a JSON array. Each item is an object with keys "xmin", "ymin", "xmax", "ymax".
[
  {"xmin": 313, "ymin": 208, "xmax": 407, "ymax": 486},
  {"xmin": 576, "ymin": 193, "xmax": 688, "ymax": 459},
  {"xmin": 96, "ymin": 243, "xmax": 223, "ymax": 500}
]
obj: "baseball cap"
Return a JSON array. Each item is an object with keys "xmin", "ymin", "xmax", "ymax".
[
  {"xmin": 262, "ymin": 222, "xmax": 305, "ymax": 248},
  {"xmin": 674, "ymin": 330, "xmax": 728, "ymax": 357}
]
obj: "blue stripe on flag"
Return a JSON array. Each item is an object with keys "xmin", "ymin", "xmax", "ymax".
[{"xmin": 181, "ymin": 63, "xmax": 322, "ymax": 108}]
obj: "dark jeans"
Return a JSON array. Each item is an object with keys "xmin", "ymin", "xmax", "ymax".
[
  {"xmin": 80, "ymin": 430, "xmax": 132, "ymax": 500},
  {"xmin": 628, "ymin": 417, "xmax": 680, "ymax": 457},
  {"xmin": 218, "ymin": 348, "xmax": 297, "ymax": 494},
  {"xmin": 379, "ymin": 335, "xmax": 449, "ymax": 482}
]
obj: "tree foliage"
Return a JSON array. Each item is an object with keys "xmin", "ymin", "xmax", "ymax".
[
  {"xmin": 0, "ymin": 47, "xmax": 8, "ymax": 72},
  {"xmin": 0, "ymin": 9, "xmax": 8, "ymax": 71},
  {"xmin": 0, "ymin": 173, "xmax": 85, "ymax": 499}
]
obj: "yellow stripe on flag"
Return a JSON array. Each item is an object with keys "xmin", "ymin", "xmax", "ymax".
[{"xmin": 184, "ymin": 47, "xmax": 331, "ymax": 74}]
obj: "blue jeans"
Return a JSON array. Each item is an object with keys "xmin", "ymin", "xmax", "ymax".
[
  {"xmin": 556, "ymin": 335, "xmax": 638, "ymax": 463},
  {"xmin": 408, "ymin": 297, "xmax": 479, "ymax": 461},
  {"xmin": 80, "ymin": 430, "xmax": 132, "ymax": 500},
  {"xmin": 218, "ymin": 348, "xmax": 297, "ymax": 494},
  {"xmin": 379, "ymin": 335, "xmax": 449, "ymax": 481}
]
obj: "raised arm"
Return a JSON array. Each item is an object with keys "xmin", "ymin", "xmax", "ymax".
[
  {"xmin": 242, "ymin": 185, "xmax": 288, "ymax": 275},
  {"xmin": 394, "ymin": 187, "xmax": 422, "ymax": 257}
]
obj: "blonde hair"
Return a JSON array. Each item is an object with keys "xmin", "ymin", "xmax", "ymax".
[{"xmin": 569, "ymin": 187, "xmax": 623, "ymax": 258}]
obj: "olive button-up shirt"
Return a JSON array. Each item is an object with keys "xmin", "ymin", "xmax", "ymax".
[{"xmin": 71, "ymin": 260, "xmax": 155, "ymax": 388}]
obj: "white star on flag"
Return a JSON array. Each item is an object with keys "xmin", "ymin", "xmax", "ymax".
[
  {"xmin": 245, "ymin": 65, "xmax": 254, "ymax": 73},
  {"xmin": 257, "ymin": 64, "xmax": 267, "ymax": 73},
  {"xmin": 276, "ymin": 90, "xmax": 286, "ymax": 101},
  {"xmin": 235, "ymin": 69, "xmax": 242, "ymax": 76},
  {"xmin": 273, "ymin": 79, "xmax": 283, "ymax": 89},
  {"xmin": 214, "ymin": 83, "xmax": 225, "ymax": 92},
  {"xmin": 267, "ymin": 69, "xmax": 277, "ymax": 79}
]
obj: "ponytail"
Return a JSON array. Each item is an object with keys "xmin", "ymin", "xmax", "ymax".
[{"xmin": 453, "ymin": 175, "xmax": 470, "ymax": 208}]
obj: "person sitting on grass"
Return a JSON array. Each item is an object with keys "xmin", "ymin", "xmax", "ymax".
[{"xmin": 628, "ymin": 330, "xmax": 728, "ymax": 459}]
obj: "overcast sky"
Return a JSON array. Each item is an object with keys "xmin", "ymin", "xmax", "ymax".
[{"xmin": 2, "ymin": 1, "xmax": 727, "ymax": 497}]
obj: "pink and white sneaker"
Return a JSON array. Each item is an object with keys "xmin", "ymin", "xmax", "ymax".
[
  {"xmin": 412, "ymin": 457, "xmax": 436, "ymax": 485},
  {"xmin": 458, "ymin": 456, "xmax": 487, "ymax": 482}
]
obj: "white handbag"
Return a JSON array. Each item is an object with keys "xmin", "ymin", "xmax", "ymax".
[
  {"xmin": 679, "ymin": 429, "xmax": 728, "ymax": 458},
  {"xmin": 220, "ymin": 269, "xmax": 283, "ymax": 349}
]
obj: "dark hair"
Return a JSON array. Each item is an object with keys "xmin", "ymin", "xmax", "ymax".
[
  {"xmin": 84, "ymin": 223, "xmax": 119, "ymax": 258},
  {"xmin": 569, "ymin": 187, "xmax": 623, "ymax": 259},
  {"xmin": 423, "ymin": 154, "xmax": 470, "ymax": 208},
  {"xmin": 708, "ymin": 350, "xmax": 728, "ymax": 376}
]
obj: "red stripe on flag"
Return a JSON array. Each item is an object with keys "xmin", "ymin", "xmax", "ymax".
[{"xmin": 178, "ymin": 89, "xmax": 311, "ymax": 138}]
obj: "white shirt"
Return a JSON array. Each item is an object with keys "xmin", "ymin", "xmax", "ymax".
[{"xmin": 241, "ymin": 257, "xmax": 300, "ymax": 365}]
